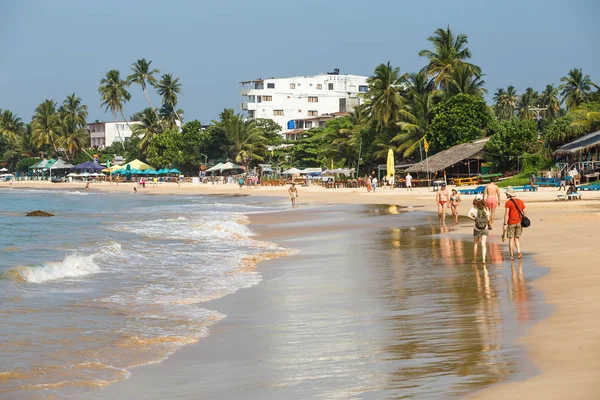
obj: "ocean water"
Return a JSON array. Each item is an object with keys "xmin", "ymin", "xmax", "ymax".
[{"xmin": 0, "ymin": 189, "xmax": 286, "ymax": 397}]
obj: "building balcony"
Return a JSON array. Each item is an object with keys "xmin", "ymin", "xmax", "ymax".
[{"xmin": 240, "ymin": 102, "xmax": 248, "ymax": 110}]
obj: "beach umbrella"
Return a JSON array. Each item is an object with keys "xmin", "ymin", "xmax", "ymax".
[
  {"xmin": 282, "ymin": 167, "xmax": 302, "ymax": 175},
  {"xmin": 0, "ymin": 167, "xmax": 8, "ymax": 172},
  {"xmin": 386, "ymin": 149, "xmax": 394, "ymax": 180},
  {"xmin": 146, "ymin": 169, "xmax": 158, "ymax": 175},
  {"xmin": 169, "ymin": 168, "xmax": 181, "ymax": 174},
  {"xmin": 125, "ymin": 164, "xmax": 131, "ymax": 180}
]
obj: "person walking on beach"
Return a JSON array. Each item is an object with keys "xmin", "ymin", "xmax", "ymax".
[
  {"xmin": 436, "ymin": 182, "xmax": 449, "ymax": 224},
  {"xmin": 288, "ymin": 183, "xmax": 298, "ymax": 208},
  {"xmin": 483, "ymin": 177, "xmax": 501, "ymax": 228},
  {"xmin": 450, "ymin": 189, "xmax": 461, "ymax": 225},
  {"xmin": 405, "ymin": 172, "xmax": 412, "ymax": 191},
  {"xmin": 468, "ymin": 196, "xmax": 492, "ymax": 264},
  {"xmin": 503, "ymin": 187, "xmax": 526, "ymax": 261},
  {"xmin": 366, "ymin": 175, "xmax": 372, "ymax": 192},
  {"xmin": 372, "ymin": 176, "xmax": 378, "ymax": 192},
  {"xmin": 389, "ymin": 174, "xmax": 394, "ymax": 189},
  {"xmin": 85, "ymin": 182, "xmax": 89, "ymax": 193}
]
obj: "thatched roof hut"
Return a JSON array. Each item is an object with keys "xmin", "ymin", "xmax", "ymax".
[
  {"xmin": 406, "ymin": 138, "xmax": 490, "ymax": 173},
  {"xmin": 554, "ymin": 130, "xmax": 600, "ymax": 156}
]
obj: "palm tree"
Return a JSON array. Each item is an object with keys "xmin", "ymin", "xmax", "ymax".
[
  {"xmin": 493, "ymin": 88, "xmax": 508, "ymax": 119},
  {"xmin": 216, "ymin": 109, "xmax": 266, "ymax": 165},
  {"xmin": 0, "ymin": 109, "xmax": 24, "ymax": 142},
  {"xmin": 16, "ymin": 123, "xmax": 40, "ymax": 157},
  {"xmin": 59, "ymin": 93, "xmax": 88, "ymax": 128},
  {"xmin": 99, "ymin": 69, "xmax": 131, "ymax": 149},
  {"xmin": 32, "ymin": 99, "xmax": 59, "ymax": 151},
  {"xmin": 318, "ymin": 117, "xmax": 356, "ymax": 167},
  {"xmin": 539, "ymin": 84, "xmax": 560, "ymax": 120},
  {"xmin": 418, "ymin": 26, "xmax": 481, "ymax": 90},
  {"xmin": 365, "ymin": 62, "xmax": 408, "ymax": 132},
  {"xmin": 446, "ymin": 63, "xmax": 487, "ymax": 97},
  {"xmin": 156, "ymin": 73, "xmax": 182, "ymax": 122},
  {"xmin": 516, "ymin": 88, "xmax": 539, "ymax": 120},
  {"xmin": 392, "ymin": 72, "xmax": 440, "ymax": 159},
  {"xmin": 131, "ymin": 107, "xmax": 165, "ymax": 157},
  {"xmin": 59, "ymin": 119, "xmax": 87, "ymax": 159},
  {"xmin": 559, "ymin": 68, "xmax": 598, "ymax": 110},
  {"xmin": 128, "ymin": 58, "xmax": 161, "ymax": 121},
  {"xmin": 159, "ymin": 104, "xmax": 184, "ymax": 129}
]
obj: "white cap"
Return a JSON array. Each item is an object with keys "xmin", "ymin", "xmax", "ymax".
[{"xmin": 475, "ymin": 194, "xmax": 483, "ymax": 200}]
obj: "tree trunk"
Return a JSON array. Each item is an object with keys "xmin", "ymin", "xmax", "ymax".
[
  {"xmin": 114, "ymin": 111, "xmax": 126, "ymax": 150},
  {"xmin": 143, "ymin": 88, "xmax": 163, "ymax": 128}
]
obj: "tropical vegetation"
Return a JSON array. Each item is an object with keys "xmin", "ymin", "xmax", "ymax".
[{"xmin": 1, "ymin": 27, "xmax": 599, "ymax": 176}]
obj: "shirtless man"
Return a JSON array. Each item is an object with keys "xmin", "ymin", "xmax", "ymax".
[
  {"xmin": 288, "ymin": 183, "xmax": 298, "ymax": 208},
  {"xmin": 435, "ymin": 182, "xmax": 449, "ymax": 224},
  {"xmin": 483, "ymin": 177, "xmax": 501, "ymax": 227}
]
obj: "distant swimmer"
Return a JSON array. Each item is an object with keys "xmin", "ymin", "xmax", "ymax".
[
  {"xmin": 483, "ymin": 177, "xmax": 501, "ymax": 228},
  {"xmin": 288, "ymin": 183, "xmax": 298, "ymax": 208}
]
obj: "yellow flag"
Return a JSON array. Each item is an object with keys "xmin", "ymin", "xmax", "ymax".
[{"xmin": 424, "ymin": 138, "xmax": 429, "ymax": 153}]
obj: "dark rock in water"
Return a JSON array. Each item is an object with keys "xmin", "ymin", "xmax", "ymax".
[{"xmin": 26, "ymin": 210, "xmax": 55, "ymax": 217}]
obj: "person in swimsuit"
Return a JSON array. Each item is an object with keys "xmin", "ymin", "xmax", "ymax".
[
  {"xmin": 436, "ymin": 182, "xmax": 449, "ymax": 224},
  {"xmin": 483, "ymin": 177, "xmax": 501, "ymax": 228},
  {"xmin": 450, "ymin": 189, "xmax": 461, "ymax": 225},
  {"xmin": 288, "ymin": 183, "xmax": 298, "ymax": 208}
]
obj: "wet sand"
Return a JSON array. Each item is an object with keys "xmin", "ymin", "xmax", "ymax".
[
  {"xmin": 5, "ymin": 181, "xmax": 600, "ymax": 398},
  {"xmin": 72, "ymin": 202, "xmax": 546, "ymax": 399}
]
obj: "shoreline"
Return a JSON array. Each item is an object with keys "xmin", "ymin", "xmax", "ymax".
[{"xmin": 4, "ymin": 181, "xmax": 600, "ymax": 398}]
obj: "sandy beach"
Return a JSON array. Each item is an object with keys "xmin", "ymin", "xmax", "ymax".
[{"xmin": 4, "ymin": 180, "xmax": 600, "ymax": 399}]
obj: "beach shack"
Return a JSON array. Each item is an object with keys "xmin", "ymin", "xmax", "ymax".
[
  {"xmin": 405, "ymin": 138, "xmax": 490, "ymax": 186},
  {"xmin": 554, "ymin": 130, "xmax": 600, "ymax": 182}
]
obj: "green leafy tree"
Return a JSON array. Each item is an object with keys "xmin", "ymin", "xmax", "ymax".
[
  {"xmin": 418, "ymin": 26, "xmax": 481, "ymax": 90},
  {"xmin": 516, "ymin": 87, "xmax": 539, "ymax": 120},
  {"xmin": 156, "ymin": 73, "xmax": 182, "ymax": 123},
  {"xmin": 486, "ymin": 118, "xmax": 539, "ymax": 171},
  {"xmin": 131, "ymin": 107, "xmax": 166, "ymax": 158},
  {"xmin": 446, "ymin": 63, "xmax": 487, "ymax": 97},
  {"xmin": 128, "ymin": 58, "xmax": 161, "ymax": 121},
  {"xmin": 542, "ymin": 114, "xmax": 580, "ymax": 148},
  {"xmin": 428, "ymin": 94, "xmax": 491, "ymax": 152},
  {"xmin": 288, "ymin": 128, "xmax": 325, "ymax": 168},
  {"xmin": 214, "ymin": 109, "xmax": 266, "ymax": 166},
  {"xmin": 58, "ymin": 93, "xmax": 88, "ymax": 128},
  {"xmin": 32, "ymin": 99, "xmax": 59, "ymax": 152},
  {"xmin": 254, "ymin": 118, "xmax": 283, "ymax": 146},
  {"xmin": 570, "ymin": 101, "xmax": 600, "ymax": 134},
  {"xmin": 0, "ymin": 109, "xmax": 24, "ymax": 142},
  {"xmin": 539, "ymin": 84, "xmax": 561, "ymax": 120},
  {"xmin": 559, "ymin": 68, "xmax": 598, "ymax": 110},
  {"xmin": 365, "ymin": 62, "xmax": 408, "ymax": 132},
  {"xmin": 318, "ymin": 116, "xmax": 356, "ymax": 167},
  {"xmin": 99, "ymin": 69, "xmax": 132, "ymax": 148}
]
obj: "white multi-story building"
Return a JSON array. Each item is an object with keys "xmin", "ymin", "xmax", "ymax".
[
  {"xmin": 88, "ymin": 120, "xmax": 182, "ymax": 147},
  {"xmin": 240, "ymin": 70, "xmax": 368, "ymax": 136},
  {"xmin": 88, "ymin": 121, "xmax": 141, "ymax": 147}
]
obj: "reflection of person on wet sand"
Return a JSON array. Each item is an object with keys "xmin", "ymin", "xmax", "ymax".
[{"xmin": 510, "ymin": 259, "xmax": 531, "ymax": 322}]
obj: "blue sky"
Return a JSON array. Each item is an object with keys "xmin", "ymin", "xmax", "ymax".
[{"xmin": 1, "ymin": 0, "xmax": 598, "ymax": 124}]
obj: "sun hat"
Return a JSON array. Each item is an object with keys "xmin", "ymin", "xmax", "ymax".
[{"xmin": 506, "ymin": 187, "xmax": 516, "ymax": 197}]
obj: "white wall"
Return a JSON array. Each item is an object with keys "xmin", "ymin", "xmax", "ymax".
[
  {"xmin": 241, "ymin": 74, "xmax": 368, "ymax": 132},
  {"xmin": 88, "ymin": 120, "xmax": 181, "ymax": 147}
]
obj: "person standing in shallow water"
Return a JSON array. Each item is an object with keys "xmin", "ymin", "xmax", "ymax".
[
  {"xmin": 436, "ymin": 182, "xmax": 449, "ymax": 224},
  {"xmin": 483, "ymin": 177, "xmax": 501, "ymax": 228},
  {"xmin": 288, "ymin": 183, "xmax": 298, "ymax": 208},
  {"xmin": 450, "ymin": 189, "xmax": 461, "ymax": 225},
  {"xmin": 503, "ymin": 187, "xmax": 526, "ymax": 261},
  {"xmin": 468, "ymin": 197, "xmax": 492, "ymax": 264}
]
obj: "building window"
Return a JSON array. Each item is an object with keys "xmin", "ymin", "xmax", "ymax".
[
  {"xmin": 273, "ymin": 110, "xmax": 284, "ymax": 116},
  {"xmin": 316, "ymin": 84, "xmax": 322, "ymax": 90},
  {"xmin": 359, "ymin": 85, "xmax": 368, "ymax": 93},
  {"xmin": 290, "ymin": 83, "xmax": 295, "ymax": 89},
  {"xmin": 257, "ymin": 96, "xmax": 262, "ymax": 103},
  {"xmin": 248, "ymin": 95, "xmax": 256, "ymax": 103},
  {"xmin": 267, "ymin": 83, "xmax": 275, "ymax": 89},
  {"xmin": 308, "ymin": 96, "xmax": 318, "ymax": 103},
  {"xmin": 328, "ymin": 83, "xmax": 334, "ymax": 90},
  {"xmin": 248, "ymin": 110, "xmax": 255, "ymax": 118},
  {"xmin": 263, "ymin": 95, "xmax": 272, "ymax": 101},
  {"xmin": 319, "ymin": 121, "xmax": 326, "ymax": 127},
  {"xmin": 305, "ymin": 121, "xmax": 313, "ymax": 129},
  {"xmin": 308, "ymin": 110, "xmax": 318, "ymax": 116}
]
